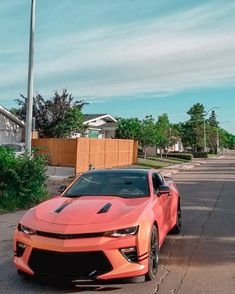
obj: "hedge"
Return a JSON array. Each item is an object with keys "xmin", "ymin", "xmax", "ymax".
[
  {"xmin": 164, "ymin": 153, "xmax": 193, "ymax": 161},
  {"xmin": 0, "ymin": 147, "xmax": 48, "ymax": 211},
  {"xmin": 193, "ymin": 152, "xmax": 208, "ymax": 158}
]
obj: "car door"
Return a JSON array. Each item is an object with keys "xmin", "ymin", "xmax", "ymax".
[{"xmin": 152, "ymin": 173, "xmax": 170, "ymax": 243}]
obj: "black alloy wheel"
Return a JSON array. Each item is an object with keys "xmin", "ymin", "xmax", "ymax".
[{"xmin": 145, "ymin": 225, "xmax": 159, "ymax": 281}]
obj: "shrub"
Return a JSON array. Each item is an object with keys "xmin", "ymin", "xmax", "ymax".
[
  {"xmin": 0, "ymin": 147, "xmax": 48, "ymax": 211},
  {"xmin": 165, "ymin": 153, "xmax": 193, "ymax": 161},
  {"xmin": 193, "ymin": 152, "xmax": 208, "ymax": 158}
]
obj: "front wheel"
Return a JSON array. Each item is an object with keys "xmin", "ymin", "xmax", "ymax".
[{"xmin": 145, "ymin": 225, "xmax": 159, "ymax": 281}]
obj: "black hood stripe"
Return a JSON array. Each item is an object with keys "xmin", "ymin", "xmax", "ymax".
[
  {"xmin": 97, "ymin": 203, "xmax": 112, "ymax": 214},
  {"xmin": 54, "ymin": 201, "xmax": 71, "ymax": 214}
]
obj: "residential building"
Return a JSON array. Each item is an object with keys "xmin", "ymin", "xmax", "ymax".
[
  {"xmin": 83, "ymin": 114, "xmax": 117, "ymax": 138},
  {"xmin": 145, "ymin": 140, "xmax": 184, "ymax": 156},
  {"xmin": 0, "ymin": 105, "xmax": 25, "ymax": 144}
]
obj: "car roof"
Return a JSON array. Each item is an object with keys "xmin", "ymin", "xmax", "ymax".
[{"xmin": 84, "ymin": 168, "xmax": 152, "ymax": 176}]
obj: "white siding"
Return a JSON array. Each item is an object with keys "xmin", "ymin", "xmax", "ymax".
[
  {"xmin": 0, "ymin": 113, "xmax": 23, "ymax": 144},
  {"xmin": 86, "ymin": 118, "xmax": 106, "ymax": 127},
  {"xmin": 103, "ymin": 130, "xmax": 115, "ymax": 138}
]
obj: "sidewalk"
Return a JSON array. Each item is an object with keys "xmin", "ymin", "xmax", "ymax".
[
  {"xmin": 47, "ymin": 166, "xmax": 75, "ymax": 179},
  {"xmin": 46, "ymin": 158, "xmax": 210, "ymax": 181},
  {"xmin": 159, "ymin": 159, "xmax": 206, "ymax": 177}
]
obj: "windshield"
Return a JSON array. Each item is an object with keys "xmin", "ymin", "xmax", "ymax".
[{"xmin": 64, "ymin": 172, "xmax": 150, "ymax": 198}]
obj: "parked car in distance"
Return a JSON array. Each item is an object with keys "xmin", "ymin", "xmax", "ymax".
[
  {"xmin": 1, "ymin": 143, "xmax": 25, "ymax": 157},
  {"xmin": 14, "ymin": 168, "xmax": 181, "ymax": 282}
]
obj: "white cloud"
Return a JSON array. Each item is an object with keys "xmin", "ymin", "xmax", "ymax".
[{"xmin": 1, "ymin": 1, "xmax": 235, "ymax": 100}]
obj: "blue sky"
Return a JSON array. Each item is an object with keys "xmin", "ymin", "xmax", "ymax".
[{"xmin": 0, "ymin": 0, "xmax": 235, "ymax": 133}]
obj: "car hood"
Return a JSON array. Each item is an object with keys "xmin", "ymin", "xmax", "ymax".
[{"xmin": 31, "ymin": 196, "xmax": 149, "ymax": 225}]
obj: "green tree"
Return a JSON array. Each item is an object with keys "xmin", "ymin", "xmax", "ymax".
[
  {"xmin": 115, "ymin": 118, "xmax": 141, "ymax": 140},
  {"xmin": 140, "ymin": 116, "xmax": 156, "ymax": 158},
  {"xmin": 155, "ymin": 114, "xmax": 171, "ymax": 157},
  {"xmin": 207, "ymin": 110, "xmax": 218, "ymax": 153},
  {"xmin": 219, "ymin": 129, "xmax": 235, "ymax": 150},
  {"xmin": 208, "ymin": 110, "xmax": 218, "ymax": 127},
  {"xmin": 184, "ymin": 103, "xmax": 205, "ymax": 151},
  {"xmin": 10, "ymin": 89, "xmax": 87, "ymax": 138}
]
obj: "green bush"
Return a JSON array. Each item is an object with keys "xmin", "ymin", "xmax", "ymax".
[
  {"xmin": 0, "ymin": 147, "xmax": 48, "ymax": 211},
  {"xmin": 193, "ymin": 152, "xmax": 208, "ymax": 158},
  {"xmin": 164, "ymin": 153, "xmax": 193, "ymax": 161}
]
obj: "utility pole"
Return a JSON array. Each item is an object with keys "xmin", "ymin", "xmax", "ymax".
[
  {"xmin": 25, "ymin": 0, "xmax": 36, "ymax": 153},
  {"xmin": 203, "ymin": 118, "xmax": 206, "ymax": 152}
]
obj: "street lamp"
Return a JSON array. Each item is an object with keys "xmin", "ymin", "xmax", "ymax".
[
  {"xmin": 25, "ymin": 0, "xmax": 36, "ymax": 153},
  {"xmin": 216, "ymin": 121, "xmax": 229, "ymax": 154},
  {"xmin": 203, "ymin": 107, "xmax": 220, "ymax": 152}
]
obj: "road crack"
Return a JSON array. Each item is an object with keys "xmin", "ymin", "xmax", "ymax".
[
  {"xmin": 152, "ymin": 238, "xmax": 176, "ymax": 293},
  {"xmin": 173, "ymin": 177, "xmax": 227, "ymax": 294},
  {"xmin": 153, "ymin": 267, "xmax": 170, "ymax": 293}
]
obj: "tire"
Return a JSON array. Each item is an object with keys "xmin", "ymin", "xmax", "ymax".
[
  {"xmin": 145, "ymin": 225, "xmax": 159, "ymax": 281},
  {"xmin": 170, "ymin": 200, "xmax": 182, "ymax": 234},
  {"xmin": 17, "ymin": 269, "xmax": 30, "ymax": 280}
]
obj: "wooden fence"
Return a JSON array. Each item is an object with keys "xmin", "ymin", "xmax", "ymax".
[{"xmin": 32, "ymin": 138, "xmax": 138, "ymax": 174}]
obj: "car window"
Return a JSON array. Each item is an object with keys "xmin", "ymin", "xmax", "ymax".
[
  {"xmin": 152, "ymin": 173, "xmax": 163, "ymax": 194},
  {"xmin": 64, "ymin": 172, "xmax": 150, "ymax": 198}
]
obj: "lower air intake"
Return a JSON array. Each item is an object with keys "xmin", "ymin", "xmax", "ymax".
[{"xmin": 28, "ymin": 249, "xmax": 112, "ymax": 278}]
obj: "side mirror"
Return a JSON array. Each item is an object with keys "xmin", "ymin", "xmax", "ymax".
[
  {"xmin": 157, "ymin": 185, "xmax": 171, "ymax": 196},
  {"xmin": 57, "ymin": 185, "xmax": 67, "ymax": 194}
]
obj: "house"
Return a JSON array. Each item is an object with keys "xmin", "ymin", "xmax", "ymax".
[
  {"xmin": 83, "ymin": 114, "xmax": 117, "ymax": 138},
  {"xmin": 0, "ymin": 105, "xmax": 25, "ymax": 145},
  {"xmin": 168, "ymin": 140, "xmax": 184, "ymax": 153},
  {"xmin": 145, "ymin": 140, "xmax": 184, "ymax": 156}
]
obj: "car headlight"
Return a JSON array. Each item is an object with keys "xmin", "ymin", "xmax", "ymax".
[
  {"xmin": 18, "ymin": 223, "xmax": 36, "ymax": 235},
  {"xmin": 104, "ymin": 226, "xmax": 139, "ymax": 237}
]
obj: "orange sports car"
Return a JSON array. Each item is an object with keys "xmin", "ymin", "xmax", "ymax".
[{"xmin": 14, "ymin": 169, "xmax": 181, "ymax": 281}]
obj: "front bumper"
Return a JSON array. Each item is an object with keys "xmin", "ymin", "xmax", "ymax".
[{"xmin": 13, "ymin": 229, "xmax": 148, "ymax": 280}]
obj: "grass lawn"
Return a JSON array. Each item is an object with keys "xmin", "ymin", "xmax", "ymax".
[
  {"xmin": 148, "ymin": 156, "xmax": 189, "ymax": 164},
  {"xmin": 136, "ymin": 158, "xmax": 172, "ymax": 169},
  {"xmin": 208, "ymin": 153, "xmax": 219, "ymax": 158},
  {"xmin": 136, "ymin": 155, "xmax": 190, "ymax": 169}
]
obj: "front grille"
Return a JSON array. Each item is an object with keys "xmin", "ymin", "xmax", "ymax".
[
  {"xmin": 36, "ymin": 230, "xmax": 104, "ymax": 239},
  {"xmin": 28, "ymin": 249, "xmax": 112, "ymax": 278}
]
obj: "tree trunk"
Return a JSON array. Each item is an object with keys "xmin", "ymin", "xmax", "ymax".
[{"xmin": 143, "ymin": 146, "xmax": 147, "ymax": 159}]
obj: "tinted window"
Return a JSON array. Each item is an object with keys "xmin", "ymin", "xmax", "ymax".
[
  {"xmin": 64, "ymin": 172, "xmax": 150, "ymax": 198},
  {"xmin": 152, "ymin": 173, "xmax": 163, "ymax": 193}
]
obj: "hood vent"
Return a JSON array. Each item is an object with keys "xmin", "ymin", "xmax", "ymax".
[
  {"xmin": 54, "ymin": 201, "xmax": 71, "ymax": 214},
  {"xmin": 97, "ymin": 203, "xmax": 112, "ymax": 214}
]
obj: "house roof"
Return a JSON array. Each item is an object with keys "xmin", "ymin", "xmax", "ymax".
[
  {"xmin": 84, "ymin": 113, "xmax": 117, "ymax": 124},
  {"xmin": 84, "ymin": 114, "xmax": 106, "ymax": 121},
  {"xmin": 101, "ymin": 122, "xmax": 118, "ymax": 128},
  {"xmin": 0, "ymin": 105, "xmax": 25, "ymax": 128}
]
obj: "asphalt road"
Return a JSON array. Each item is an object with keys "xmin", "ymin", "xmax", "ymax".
[{"xmin": 0, "ymin": 154, "xmax": 234, "ymax": 294}]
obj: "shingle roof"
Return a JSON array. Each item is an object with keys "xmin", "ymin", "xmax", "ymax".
[
  {"xmin": 84, "ymin": 114, "xmax": 117, "ymax": 123},
  {"xmin": 84, "ymin": 114, "xmax": 107, "ymax": 121},
  {"xmin": 101, "ymin": 122, "xmax": 118, "ymax": 128}
]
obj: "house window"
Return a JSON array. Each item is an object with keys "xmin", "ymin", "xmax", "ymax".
[{"xmin": 88, "ymin": 130, "xmax": 99, "ymax": 138}]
